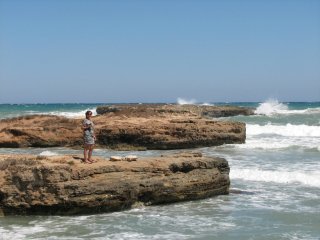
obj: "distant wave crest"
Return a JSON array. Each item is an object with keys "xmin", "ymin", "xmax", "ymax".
[
  {"xmin": 176, "ymin": 98, "xmax": 213, "ymax": 106},
  {"xmin": 47, "ymin": 108, "xmax": 97, "ymax": 118},
  {"xmin": 255, "ymin": 99, "xmax": 288, "ymax": 115},
  {"xmin": 255, "ymin": 99, "xmax": 320, "ymax": 116},
  {"xmin": 177, "ymin": 98, "xmax": 197, "ymax": 105}
]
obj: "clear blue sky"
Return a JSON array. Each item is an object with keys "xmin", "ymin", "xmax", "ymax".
[{"xmin": 0, "ymin": 0, "xmax": 319, "ymax": 103}]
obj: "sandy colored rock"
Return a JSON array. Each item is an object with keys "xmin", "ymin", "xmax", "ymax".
[
  {"xmin": 0, "ymin": 152, "xmax": 230, "ymax": 215},
  {"xmin": 124, "ymin": 155, "xmax": 138, "ymax": 161},
  {"xmin": 96, "ymin": 104, "xmax": 254, "ymax": 117},
  {"xmin": 109, "ymin": 156, "xmax": 122, "ymax": 161},
  {"xmin": 0, "ymin": 104, "xmax": 248, "ymax": 150}
]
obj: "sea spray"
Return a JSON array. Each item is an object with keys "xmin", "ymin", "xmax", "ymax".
[
  {"xmin": 255, "ymin": 99, "xmax": 288, "ymax": 115},
  {"xmin": 177, "ymin": 98, "xmax": 197, "ymax": 105},
  {"xmin": 176, "ymin": 98, "xmax": 214, "ymax": 106}
]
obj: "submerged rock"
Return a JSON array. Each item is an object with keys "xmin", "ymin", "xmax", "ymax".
[{"xmin": 0, "ymin": 152, "xmax": 230, "ymax": 215}]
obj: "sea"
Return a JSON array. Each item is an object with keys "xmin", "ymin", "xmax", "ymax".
[{"xmin": 0, "ymin": 100, "xmax": 319, "ymax": 240}]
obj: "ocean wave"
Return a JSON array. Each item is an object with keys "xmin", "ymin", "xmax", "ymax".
[
  {"xmin": 283, "ymin": 107, "xmax": 320, "ymax": 115},
  {"xmin": 177, "ymin": 98, "xmax": 197, "ymax": 105},
  {"xmin": 255, "ymin": 99, "xmax": 320, "ymax": 116},
  {"xmin": 31, "ymin": 108, "xmax": 97, "ymax": 118},
  {"xmin": 247, "ymin": 123, "xmax": 320, "ymax": 137},
  {"xmin": 255, "ymin": 99, "xmax": 288, "ymax": 115},
  {"xmin": 231, "ymin": 168, "xmax": 320, "ymax": 188},
  {"xmin": 44, "ymin": 108, "xmax": 97, "ymax": 118},
  {"xmin": 1, "ymin": 108, "xmax": 97, "ymax": 119},
  {"xmin": 201, "ymin": 102, "xmax": 214, "ymax": 106},
  {"xmin": 235, "ymin": 139, "xmax": 320, "ymax": 151},
  {"xmin": 176, "ymin": 98, "xmax": 214, "ymax": 106}
]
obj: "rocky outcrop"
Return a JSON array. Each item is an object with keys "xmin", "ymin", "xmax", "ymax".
[
  {"xmin": 0, "ymin": 104, "xmax": 247, "ymax": 150},
  {"xmin": 96, "ymin": 104, "xmax": 254, "ymax": 118},
  {"xmin": 0, "ymin": 152, "xmax": 230, "ymax": 215},
  {"xmin": 96, "ymin": 117, "xmax": 245, "ymax": 150},
  {"xmin": 0, "ymin": 115, "xmax": 82, "ymax": 148}
]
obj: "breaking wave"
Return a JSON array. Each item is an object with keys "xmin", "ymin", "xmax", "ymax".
[
  {"xmin": 45, "ymin": 108, "xmax": 97, "ymax": 118},
  {"xmin": 255, "ymin": 99, "xmax": 288, "ymax": 115},
  {"xmin": 177, "ymin": 98, "xmax": 197, "ymax": 105},
  {"xmin": 235, "ymin": 139, "xmax": 320, "ymax": 151},
  {"xmin": 231, "ymin": 168, "xmax": 320, "ymax": 188},
  {"xmin": 255, "ymin": 99, "xmax": 320, "ymax": 116},
  {"xmin": 247, "ymin": 123, "xmax": 320, "ymax": 137},
  {"xmin": 176, "ymin": 98, "xmax": 213, "ymax": 106}
]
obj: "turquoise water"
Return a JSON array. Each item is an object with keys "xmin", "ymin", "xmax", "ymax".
[
  {"xmin": 0, "ymin": 103, "xmax": 102, "ymax": 119},
  {"xmin": 0, "ymin": 100, "xmax": 319, "ymax": 239}
]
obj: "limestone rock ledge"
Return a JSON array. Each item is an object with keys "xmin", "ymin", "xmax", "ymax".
[
  {"xmin": 0, "ymin": 104, "xmax": 247, "ymax": 150},
  {"xmin": 96, "ymin": 104, "xmax": 254, "ymax": 118},
  {"xmin": 0, "ymin": 152, "xmax": 230, "ymax": 215}
]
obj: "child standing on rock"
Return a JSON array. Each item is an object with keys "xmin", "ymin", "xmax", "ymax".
[{"xmin": 82, "ymin": 110, "xmax": 96, "ymax": 164}]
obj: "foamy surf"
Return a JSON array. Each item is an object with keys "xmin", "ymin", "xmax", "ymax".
[
  {"xmin": 177, "ymin": 98, "xmax": 197, "ymax": 105},
  {"xmin": 255, "ymin": 99, "xmax": 288, "ymax": 115},
  {"xmin": 246, "ymin": 123, "xmax": 320, "ymax": 137},
  {"xmin": 235, "ymin": 138, "xmax": 320, "ymax": 151},
  {"xmin": 255, "ymin": 99, "xmax": 320, "ymax": 116},
  {"xmin": 177, "ymin": 98, "xmax": 214, "ymax": 106},
  {"xmin": 46, "ymin": 108, "xmax": 97, "ymax": 118},
  {"xmin": 231, "ymin": 168, "xmax": 320, "ymax": 188}
]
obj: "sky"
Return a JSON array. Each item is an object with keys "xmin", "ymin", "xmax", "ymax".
[{"xmin": 0, "ymin": 0, "xmax": 319, "ymax": 103}]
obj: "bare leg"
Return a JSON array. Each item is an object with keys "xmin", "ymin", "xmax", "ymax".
[
  {"xmin": 83, "ymin": 146, "xmax": 91, "ymax": 163},
  {"xmin": 83, "ymin": 148, "xmax": 87, "ymax": 161},
  {"xmin": 88, "ymin": 145, "xmax": 94, "ymax": 162}
]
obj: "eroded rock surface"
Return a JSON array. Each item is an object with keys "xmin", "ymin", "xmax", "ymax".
[
  {"xmin": 0, "ymin": 152, "xmax": 230, "ymax": 215},
  {"xmin": 0, "ymin": 104, "xmax": 248, "ymax": 149},
  {"xmin": 96, "ymin": 104, "xmax": 254, "ymax": 117}
]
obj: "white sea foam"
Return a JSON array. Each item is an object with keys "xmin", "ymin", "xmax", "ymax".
[
  {"xmin": 282, "ymin": 107, "xmax": 320, "ymax": 115},
  {"xmin": 231, "ymin": 168, "xmax": 320, "ymax": 187},
  {"xmin": 46, "ymin": 108, "xmax": 97, "ymax": 118},
  {"xmin": 247, "ymin": 123, "xmax": 320, "ymax": 137},
  {"xmin": 236, "ymin": 138, "xmax": 320, "ymax": 151},
  {"xmin": 39, "ymin": 151, "xmax": 58, "ymax": 156},
  {"xmin": 255, "ymin": 99, "xmax": 288, "ymax": 115},
  {"xmin": 255, "ymin": 99, "xmax": 320, "ymax": 116},
  {"xmin": 177, "ymin": 98, "xmax": 197, "ymax": 105},
  {"xmin": 237, "ymin": 139, "xmax": 294, "ymax": 150},
  {"xmin": 5, "ymin": 108, "xmax": 98, "ymax": 119},
  {"xmin": 201, "ymin": 102, "xmax": 214, "ymax": 106},
  {"xmin": 0, "ymin": 225, "xmax": 47, "ymax": 240},
  {"xmin": 177, "ymin": 98, "xmax": 214, "ymax": 106},
  {"xmin": 240, "ymin": 124, "xmax": 320, "ymax": 150}
]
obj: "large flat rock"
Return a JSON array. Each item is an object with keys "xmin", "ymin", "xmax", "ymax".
[
  {"xmin": 0, "ymin": 104, "xmax": 248, "ymax": 149},
  {"xmin": 96, "ymin": 104, "xmax": 254, "ymax": 117},
  {"xmin": 0, "ymin": 152, "xmax": 230, "ymax": 215}
]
